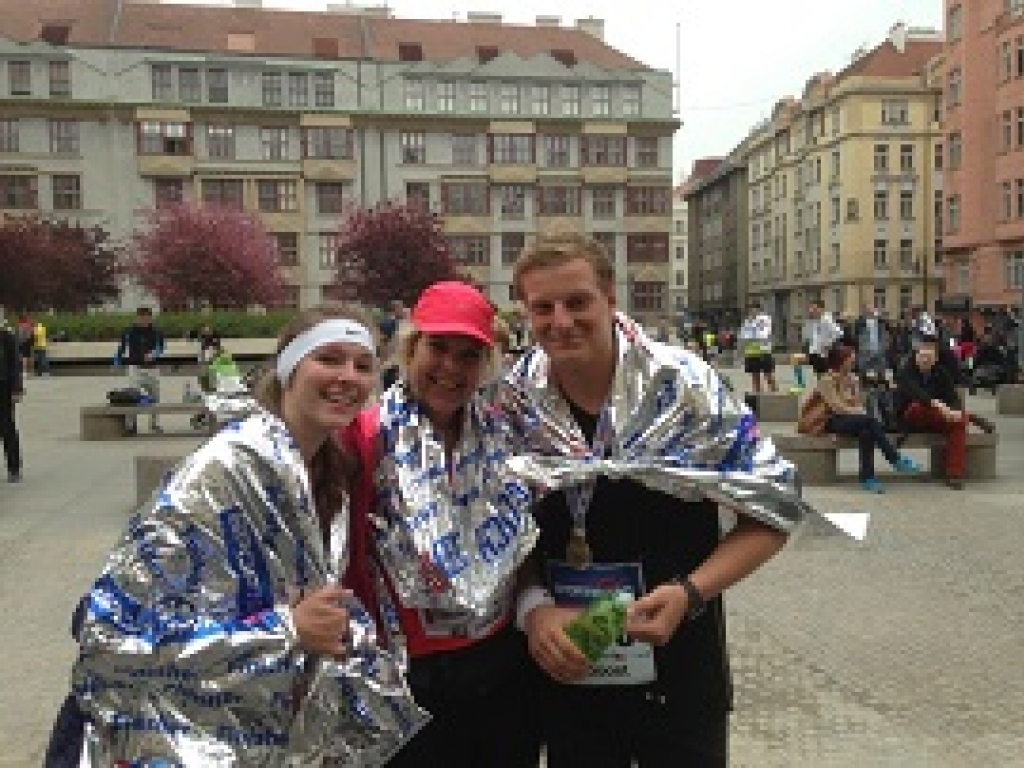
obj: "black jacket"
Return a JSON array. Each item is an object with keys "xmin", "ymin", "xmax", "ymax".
[
  {"xmin": 895, "ymin": 357, "xmax": 961, "ymax": 415},
  {"xmin": 0, "ymin": 327, "xmax": 24, "ymax": 393}
]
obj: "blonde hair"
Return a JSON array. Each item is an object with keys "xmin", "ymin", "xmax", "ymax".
[{"xmin": 512, "ymin": 233, "xmax": 614, "ymax": 299}]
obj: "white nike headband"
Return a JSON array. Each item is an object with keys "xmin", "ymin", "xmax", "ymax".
[{"xmin": 275, "ymin": 319, "xmax": 375, "ymax": 384}]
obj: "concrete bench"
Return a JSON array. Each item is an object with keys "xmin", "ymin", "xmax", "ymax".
[
  {"xmin": 134, "ymin": 453, "xmax": 188, "ymax": 506},
  {"xmin": 774, "ymin": 431, "xmax": 998, "ymax": 486},
  {"xmin": 997, "ymin": 384, "xmax": 1024, "ymax": 416},
  {"xmin": 745, "ymin": 392, "xmax": 800, "ymax": 423},
  {"xmin": 80, "ymin": 403, "xmax": 209, "ymax": 440}
]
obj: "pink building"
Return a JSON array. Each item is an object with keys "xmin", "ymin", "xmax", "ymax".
[{"xmin": 941, "ymin": 0, "xmax": 1024, "ymax": 324}]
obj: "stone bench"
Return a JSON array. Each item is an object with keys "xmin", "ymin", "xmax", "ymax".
[
  {"xmin": 744, "ymin": 392, "xmax": 800, "ymax": 423},
  {"xmin": 134, "ymin": 453, "xmax": 188, "ymax": 506},
  {"xmin": 80, "ymin": 403, "xmax": 210, "ymax": 440},
  {"xmin": 997, "ymin": 383, "xmax": 1024, "ymax": 416},
  {"xmin": 773, "ymin": 431, "xmax": 998, "ymax": 486}
]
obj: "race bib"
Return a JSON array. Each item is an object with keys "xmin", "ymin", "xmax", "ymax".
[{"xmin": 547, "ymin": 561, "xmax": 657, "ymax": 686}]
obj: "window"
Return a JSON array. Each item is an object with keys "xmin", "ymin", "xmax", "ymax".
[
  {"xmin": 1018, "ymin": 35, "xmax": 1024, "ymax": 78},
  {"xmin": 935, "ymin": 190, "xmax": 944, "ymax": 236},
  {"xmin": 934, "ymin": 143, "xmax": 943, "ymax": 170},
  {"xmin": 51, "ymin": 174, "xmax": 81, "ymax": 210},
  {"xmin": 899, "ymin": 144, "xmax": 914, "ymax": 172},
  {"xmin": 400, "ymin": 131, "xmax": 426, "ymax": 164},
  {"xmin": 153, "ymin": 178, "xmax": 184, "ymax": 208},
  {"xmin": 271, "ymin": 233, "xmax": 299, "ymax": 266},
  {"xmin": 581, "ymin": 136, "xmax": 626, "ymax": 166},
  {"xmin": 437, "ymin": 81, "xmax": 456, "ymax": 112},
  {"xmin": 489, "ymin": 134, "xmax": 534, "ymax": 164},
  {"xmin": 404, "ymin": 79, "xmax": 426, "ymax": 111},
  {"xmin": 1006, "ymin": 251, "xmax": 1024, "ymax": 288},
  {"xmin": 899, "ymin": 239, "xmax": 914, "ymax": 269},
  {"xmin": 499, "ymin": 83, "xmax": 520, "ymax": 114},
  {"xmin": 315, "ymin": 182, "xmax": 348, "ymax": 214},
  {"xmin": 846, "ymin": 198, "xmax": 859, "ymax": 222},
  {"xmin": 48, "ymin": 61, "xmax": 70, "ymax": 97},
  {"xmin": 873, "ymin": 144, "xmax": 889, "ymax": 172},
  {"xmin": 1004, "ymin": 111, "xmax": 1013, "ymax": 151},
  {"xmin": 873, "ymin": 287, "xmax": 887, "ymax": 312},
  {"xmin": 469, "ymin": 81, "xmax": 488, "ymax": 112},
  {"xmin": 1017, "ymin": 108, "xmax": 1024, "ymax": 147},
  {"xmin": 448, "ymin": 235, "xmax": 489, "ymax": 266},
  {"xmin": 591, "ymin": 85, "xmax": 611, "ymax": 116},
  {"xmin": 262, "ymin": 72, "xmax": 283, "ymax": 106},
  {"xmin": 591, "ymin": 186, "xmax": 616, "ymax": 218},
  {"xmin": 501, "ymin": 232, "xmax": 526, "ymax": 265},
  {"xmin": 830, "ymin": 242, "xmax": 840, "ymax": 272},
  {"xmin": 406, "ymin": 182, "xmax": 430, "ymax": 208},
  {"xmin": 0, "ymin": 120, "xmax": 17, "ymax": 152},
  {"xmin": 544, "ymin": 135, "xmax": 571, "ymax": 167},
  {"xmin": 561, "ymin": 85, "xmax": 580, "ymax": 116},
  {"xmin": 151, "ymin": 64, "xmax": 173, "ymax": 101},
  {"xmin": 947, "ymin": 195, "xmax": 961, "ymax": 233},
  {"xmin": 635, "ymin": 137, "xmax": 658, "ymax": 168},
  {"xmin": 207, "ymin": 69, "xmax": 229, "ymax": 103},
  {"xmin": 48, "ymin": 120, "xmax": 79, "ymax": 154},
  {"xmin": 451, "ymin": 134, "xmax": 478, "ymax": 166},
  {"xmin": 0, "ymin": 175, "xmax": 37, "ymax": 208},
  {"xmin": 497, "ymin": 185, "xmax": 527, "ymax": 219},
  {"xmin": 873, "ymin": 190, "xmax": 889, "ymax": 221},
  {"xmin": 900, "ymin": 190, "xmax": 914, "ymax": 220},
  {"xmin": 622, "ymin": 85, "xmax": 641, "ymax": 117},
  {"xmin": 302, "ymin": 127, "xmax": 354, "ymax": 159},
  {"xmin": 948, "ymin": 4, "xmax": 963, "ymax": 42},
  {"xmin": 532, "ymin": 85, "xmax": 550, "ymax": 115},
  {"xmin": 261, "ymin": 127, "xmax": 289, "ymax": 161},
  {"xmin": 1003, "ymin": 180, "xmax": 1013, "ymax": 220},
  {"xmin": 873, "ymin": 239, "xmax": 888, "ymax": 269},
  {"xmin": 318, "ymin": 232, "xmax": 340, "ymax": 269},
  {"xmin": 257, "ymin": 180, "xmax": 298, "ymax": 212},
  {"xmin": 881, "ymin": 99, "xmax": 909, "ymax": 125},
  {"xmin": 288, "ymin": 73, "xmax": 309, "ymax": 107},
  {"xmin": 899, "ymin": 286, "xmax": 913, "ymax": 313},
  {"xmin": 538, "ymin": 186, "xmax": 581, "ymax": 216},
  {"xmin": 630, "ymin": 281, "xmax": 666, "ymax": 311},
  {"xmin": 830, "ymin": 197, "xmax": 841, "ymax": 226},
  {"xmin": 178, "ymin": 68, "xmax": 200, "ymax": 103},
  {"xmin": 314, "ymin": 72, "xmax": 334, "ymax": 107},
  {"xmin": 442, "ymin": 183, "xmax": 488, "ymax": 215},
  {"xmin": 1017, "ymin": 179, "xmax": 1024, "ymax": 218},
  {"xmin": 1003, "ymin": 40, "xmax": 1013, "ymax": 81},
  {"xmin": 626, "ymin": 187, "xmax": 670, "ymax": 215},
  {"xmin": 201, "ymin": 179, "xmax": 243, "ymax": 210},
  {"xmin": 830, "ymin": 106, "xmax": 840, "ymax": 136},
  {"xmin": 947, "ymin": 68, "xmax": 962, "ymax": 107},
  {"xmin": 592, "ymin": 232, "xmax": 616, "ymax": 258},
  {"xmin": 206, "ymin": 125, "xmax": 235, "ymax": 159},
  {"xmin": 948, "ymin": 132, "xmax": 962, "ymax": 169},
  {"xmin": 627, "ymin": 234, "xmax": 669, "ymax": 263}
]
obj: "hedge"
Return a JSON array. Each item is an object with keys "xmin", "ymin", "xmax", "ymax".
[{"xmin": 40, "ymin": 310, "xmax": 300, "ymax": 342}]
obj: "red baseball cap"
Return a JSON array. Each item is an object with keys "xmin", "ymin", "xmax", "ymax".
[{"xmin": 412, "ymin": 281, "xmax": 495, "ymax": 346}]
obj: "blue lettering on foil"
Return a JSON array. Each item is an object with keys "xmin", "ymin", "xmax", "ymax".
[
  {"xmin": 475, "ymin": 510, "xmax": 520, "ymax": 564},
  {"xmin": 431, "ymin": 531, "xmax": 469, "ymax": 578},
  {"xmin": 220, "ymin": 507, "xmax": 274, "ymax": 617}
]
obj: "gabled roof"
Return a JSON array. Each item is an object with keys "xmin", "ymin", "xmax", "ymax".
[{"xmin": 836, "ymin": 39, "xmax": 943, "ymax": 82}]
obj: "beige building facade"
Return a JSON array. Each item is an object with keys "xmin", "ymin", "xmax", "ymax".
[{"xmin": 744, "ymin": 24, "xmax": 944, "ymax": 347}]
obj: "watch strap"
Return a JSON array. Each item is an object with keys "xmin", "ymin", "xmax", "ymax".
[{"xmin": 674, "ymin": 575, "xmax": 707, "ymax": 620}]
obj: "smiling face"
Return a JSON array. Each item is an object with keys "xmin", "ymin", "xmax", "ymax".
[
  {"xmin": 282, "ymin": 341, "xmax": 375, "ymax": 439},
  {"xmin": 405, "ymin": 333, "xmax": 488, "ymax": 426},
  {"xmin": 518, "ymin": 257, "xmax": 617, "ymax": 371}
]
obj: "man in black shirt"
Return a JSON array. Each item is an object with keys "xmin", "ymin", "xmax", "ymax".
[
  {"xmin": 114, "ymin": 307, "xmax": 165, "ymax": 434},
  {"xmin": 0, "ymin": 318, "xmax": 24, "ymax": 482},
  {"xmin": 508, "ymin": 234, "xmax": 788, "ymax": 768}
]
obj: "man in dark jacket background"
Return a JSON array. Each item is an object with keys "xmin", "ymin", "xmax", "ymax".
[
  {"xmin": 0, "ymin": 314, "xmax": 24, "ymax": 482},
  {"xmin": 114, "ymin": 307, "xmax": 165, "ymax": 434}
]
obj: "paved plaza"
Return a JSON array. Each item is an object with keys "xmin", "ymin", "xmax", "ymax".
[{"xmin": 0, "ymin": 368, "xmax": 1022, "ymax": 766}]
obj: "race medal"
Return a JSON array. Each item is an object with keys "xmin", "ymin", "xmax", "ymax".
[{"xmin": 566, "ymin": 526, "xmax": 593, "ymax": 569}]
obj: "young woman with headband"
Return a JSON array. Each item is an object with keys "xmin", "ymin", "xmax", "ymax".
[{"xmin": 58, "ymin": 305, "xmax": 425, "ymax": 766}]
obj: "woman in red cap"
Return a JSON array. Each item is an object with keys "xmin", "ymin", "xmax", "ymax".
[{"xmin": 342, "ymin": 281, "xmax": 540, "ymax": 767}]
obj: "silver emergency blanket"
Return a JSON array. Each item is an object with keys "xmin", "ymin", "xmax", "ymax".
[
  {"xmin": 72, "ymin": 404, "xmax": 428, "ymax": 766},
  {"xmin": 374, "ymin": 382, "xmax": 538, "ymax": 618},
  {"xmin": 501, "ymin": 313, "xmax": 840, "ymax": 536}
]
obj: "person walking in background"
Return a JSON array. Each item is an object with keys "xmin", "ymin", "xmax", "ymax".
[
  {"xmin": 114, "ymin": 307, "xmax": 165, "ymax": 434},
  {"xmin": 0, "ymin": 314, "xmax": 24, "ymax": 482},
  {"xmin": 16, "ymin": 314, "xmax": 33, "ymax": 377},
  {"xmin": 32, "ymin": 319, "xmax": 50, "ymax": 377},
  {"xmin": 803, "ymin": 299, "xmax": 843, "ymax": 378},
  {"xmin": 739, "ymin": 301, "xmax": 777, "ymax": 394},
  {"xmin": 853, "ymin": 304, "xmax": 889, "ymax": 388}
]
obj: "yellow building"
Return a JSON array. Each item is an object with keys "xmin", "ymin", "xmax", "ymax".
[{"xmin": 744, "ymin": 24, "xmax": 944, "ymax": 347}]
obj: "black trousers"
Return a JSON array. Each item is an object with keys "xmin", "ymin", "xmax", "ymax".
[
  {"xmin": 0, "ymin": 382, "xmax": 21, "ymax": 474},
  {"xmin": 387, "ymin": 625, "xmax": 540, "ymax": 768},
  {"xmin": 538, "ymin": 679, "xmax": 728, "ymax": 768},
  {"xmin": 825, "ymin": 412, "xmax": 899, "ymax": 482}
]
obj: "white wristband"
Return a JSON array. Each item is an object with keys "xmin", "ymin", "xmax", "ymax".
[{"xmin": 515, "ymin": 586, "xmax": 555, "ymax": 632}]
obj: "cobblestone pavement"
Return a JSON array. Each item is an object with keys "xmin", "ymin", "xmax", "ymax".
[{"xmin": 0, "ymin": 370, "xmax": 1022, "ymax": 766}]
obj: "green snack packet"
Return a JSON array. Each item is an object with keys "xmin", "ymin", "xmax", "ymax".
[{"xmin": 565, "ymin": 592, "xmax": 628, "ymax": 662}]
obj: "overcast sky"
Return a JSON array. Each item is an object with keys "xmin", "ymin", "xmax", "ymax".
[{"xmin": 174, "ymin": 0, "xmax": 945, "ymax": 181}]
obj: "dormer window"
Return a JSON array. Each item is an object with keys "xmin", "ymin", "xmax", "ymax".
[
  {"xmin": 399, "ymin": 43, "xmax": 424, "ymax": 62},
  {"xmin": 40, "ymin": 24, "xmax": 70, "ymax": 46},
  {"xmin": 551, "ymin": 49, "xmax": 577, "ymax": 67},
  {"xmin": 477, "ymin": 46, "xmax": 499, "ymax": 63}
]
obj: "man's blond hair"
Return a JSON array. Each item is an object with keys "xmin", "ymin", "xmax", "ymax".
[{"xmin": 512, "ymin": 233, "xmax": 614, "ymax": 299}]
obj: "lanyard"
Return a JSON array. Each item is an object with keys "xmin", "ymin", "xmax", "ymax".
[{"xmin": 563, "ymin": 404, "xmax": 615, "ymax": 537}]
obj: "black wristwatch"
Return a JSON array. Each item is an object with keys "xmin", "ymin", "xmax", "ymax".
[{"xmin": 673, "ymin": 575, "xmax": 708, "ymax": 620}]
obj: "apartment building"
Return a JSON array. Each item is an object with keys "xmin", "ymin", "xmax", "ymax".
[
  {"xmin": 742, "ymin": 24, "xmax": 943, "ymax": 346},
  {"xmin": 940, "ymin": 0, "xmax": 1024, "ymax": 317},
  {"xmin": 0, "ymin": 0, "xmax": 677, "ymax": 314},
  {"xmin": 685, "ymin": 150, "xmax": 749, "ymax": 330},
  {"xmin": 670, "ymin": 180, "xmax": 689, "ymax": 315}
]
